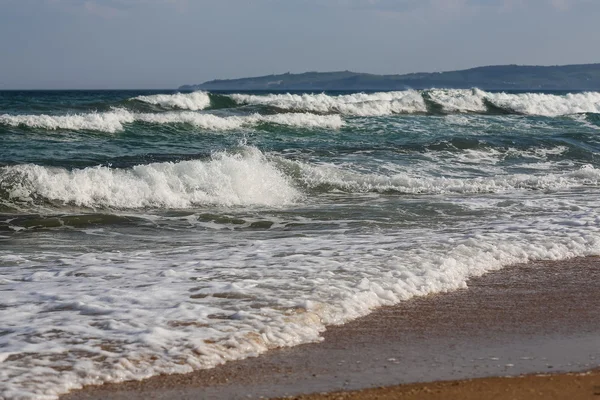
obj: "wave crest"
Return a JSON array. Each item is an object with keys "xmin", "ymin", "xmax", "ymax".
[
  {"xmin": 0, "ymin": 110, "xmax": 343, "ymax": 132},
  {"xmin": 229, "ymin": 89, "xmax": 600, "ymax": 117},
  {"xmin": 132, "ymin": 91, "xmax": 211, "ymax": 110},
  {"xmin": 285, "ymin": 160, "xmax": 600, "ymax": 194},
  {"xmin": 0, "ymin": 109, "xmax": 135, "ymax": 133},
  {"xmin": 230, "ymin": 91, "xmax": 427, "ymax": 116},
  {"xmin": 1, "ymin": 147, "xmax": 300, "ymax": 209}
]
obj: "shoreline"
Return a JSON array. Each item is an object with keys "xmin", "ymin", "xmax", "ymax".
[
  {"xmin": 278, "ymin": 370, "xmax": 600, "ymax": 399},
  {"xmin": 63, "ymin": 257, "xmax": 600, "ymax": 399}
]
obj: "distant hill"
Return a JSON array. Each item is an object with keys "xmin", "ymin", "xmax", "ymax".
[{"xmin": 180, "ymin": 64, "xmax": 600, "ymax": 91}]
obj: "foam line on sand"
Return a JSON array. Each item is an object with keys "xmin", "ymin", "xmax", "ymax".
[{"xmin": 62, "ymin": 257, "xmax": 600, "ymax": 400}]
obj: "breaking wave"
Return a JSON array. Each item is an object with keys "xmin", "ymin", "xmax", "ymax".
[
  {"xmin": 0, "ymin": 109, "xmax": 135, "ymax": 133},
  {"xmin": 230, "ymin": 91, "xmax": 427, "ymax": 116},
  {"xmin": 229, "ymin": 89, "xmax": 600, "ymax": 117},
  {"xmin": 137, "ymin": 111, "xmax": 344, "ymax": 130},
  {"xmin": 132, "ymin": 91, "xmax": 211, "ymax": 111},
  {"xmin": 3, "ymin": 90, "xmax": 598, "ymax": 135},
  {"xmin": 4, "ymin": 146, "xmax": 600, "ymax": 211},
  {"xmin": 0, "ymin": 110, "xmax": 343, "ymax": 132},
  {"xmin": 0, "ymin": 147, "xmax": 300, "ymax": 209},
  {"xmin": 486, "ymin": 91, "xmax": 600, "ymax": 116},
  {"xmin": 283, "ymin": 160, "xmax": 600, "ymax": 194}
]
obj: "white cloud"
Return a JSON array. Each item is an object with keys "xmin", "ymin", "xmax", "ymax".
[
  {"xmin": 307, "ymin": 0, "xmax": 588, "ymax": 13},
  {"xmin": 549, "ymin": 0, "xmax": 572, "ymax": 10},
  {"xmin": 83, "ymin": 1, "xmax": 124, "ymax": 17},
  {"xmin": 501, "ymin": 0, "xmax": 590, "ymax": 11},
  {"xmin": 47, "ymin": 0, "xmax": 189, "ymax": 18}
]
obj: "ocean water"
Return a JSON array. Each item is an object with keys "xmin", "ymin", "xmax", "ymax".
[{"xmin": 2, "ymin": 88, "xmax": 600, "ymax": 399}]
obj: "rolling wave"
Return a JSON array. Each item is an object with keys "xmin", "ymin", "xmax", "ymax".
[
  {"xmin": 3, "ymin": 90, "xmax": 599, "ymax": 135},
  {"xmin": 487, "ymin": 91, "xmax": 600, "ymax": 116},
  {"xmin": 280, "ymin": 158, "xmax": 600, "ymax": 194},
  {"xmin": 3, "ymin": 145, "xmax": 600, "ymax": 211},
  {"xmin": 229, "ymin": 89, "xmax": 600, "ymax": 117},
  {"xmin": 0, "ymin": 147, "xmax": 300, "ymax": 209},
  {"xmin": 230, "ymin": 91, "xmax": 427, "ymax": 116},
  {"xmin": 0, "ymin": 110, "xmax": 343, "ymax": 132},
  {"xmin": 132, "ymin": 91, "xmax": 211, "ymax": 111},
  {"xmin": 0, "ymin": 109, "xmax": 135, "ymax": 133}
]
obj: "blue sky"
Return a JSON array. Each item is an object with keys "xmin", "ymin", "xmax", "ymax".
[{"xmin": 0, "ymin": 0, "xmax": 598, "ymax": 89}]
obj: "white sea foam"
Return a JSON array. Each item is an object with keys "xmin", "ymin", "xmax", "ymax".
[
  {"xmin": 137, "ymin": 112, "xmax": 344, "ymax": 130},
  {"xmin": 0, "ymin": 111, "xmax": 343, "ymax": 132},
  {"xmin": 1, "ymin": 147, "xmax": 300, "ymax": 208},
  {"xmin": 133, "ymin": 91, "xmax": 212, "ymax": 110},
  {"xmin": 4, "ymin": 149, "xmax": 593, "ymax": 212},
  {"xmin": 427, "ymin": 89, "xmax": 600, "ymax": 116},
  {"xmin": 486, "ymin": 91, "xmax": 600, "ymax": 116},
  {"xmin": 431, "ymin": 89, "xmax": 600, "ymax": 116},
  {"xmin": 229, "ymin": 89, "xmax": 600, "ymax": 116},
  {"xmin": 419, "ymin": 143, "xmax": 570, "ymax": 169},
  {"xmin": 3, "ymin": 205, "xmax": 600, "ymax": 399},
  {"xmin": 4, "ymin": 153, "xmax": 600, "ymax": 399},
  {"xmin": 0, "ymin": 109, "xmax": 135, "ymax": 133},
  {"xmin": 230, "ymin": 91, "xmax": 427, "ymax": 116},
  {"xmin": 288, "ymin": 160, "xmax": 600, "ymax": 194},
  {"xmin": 136, "ymin": 111, "xmax": 247, "ymax": 130},
  {"xmin": 428, "ymin": 88, "xmax": 488, "ymax": 113}
]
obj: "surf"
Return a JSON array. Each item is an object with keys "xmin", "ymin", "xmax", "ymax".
[
  {"xmin": 0, "ymin": 147, "xmax": 300, "ymax": 209},
  {"xmin": 227, "ymin": 89, "xmax": 600, "ymax": 117},
  {"xmin": 0, "ymin": 110, "xmax": 343, "ymax": 133}
]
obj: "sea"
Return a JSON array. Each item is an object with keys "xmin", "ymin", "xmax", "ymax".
[{"xmin": 1, "ymin": 88, "xmax": 600, "ymax": 399}]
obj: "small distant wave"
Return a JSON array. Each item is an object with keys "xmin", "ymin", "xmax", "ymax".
[
  {"xmin": 0, "ymin": 147, "xmax": 300, "ymax": 209},
  {"xmin": 229, "ymin": 89, "xmax": 600, "ymax": 117},
  {"xmin": 0, "ymin": 110, "xmax": 343, "ymax": 132},
  {"xmin": 132, "ymin": 91, "xmax": 211, "ymax": 111}
]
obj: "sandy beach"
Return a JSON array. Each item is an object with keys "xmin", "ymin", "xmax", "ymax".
[
  {"xmin": 279, "ymin": 371, "xmax": 600, "ymax": 399},
  {"xmin": 62, "ymin": 257, "xmax": 600, "ymax": 400}
]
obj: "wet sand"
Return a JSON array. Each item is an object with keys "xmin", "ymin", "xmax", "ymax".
[
  {"xmin": 281, "ymin": 371, "xmax": 600, "ymax": 400},
  {"xmin": 63, "ymin": 257, "xmax": 600, "ymax": 400}
]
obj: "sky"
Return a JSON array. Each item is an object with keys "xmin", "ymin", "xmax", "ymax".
[{"xmin": 0, "ymin": 0, "xmax": 598, "ymax": 89}]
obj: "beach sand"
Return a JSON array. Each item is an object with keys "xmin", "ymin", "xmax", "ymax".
[
  {"xmin": 278, "ymin": 371, "xmax": 600, "ymax": 399},
  {"xmin": 62, "ymin": 257, "xmax": 600, "ymax": 400}
]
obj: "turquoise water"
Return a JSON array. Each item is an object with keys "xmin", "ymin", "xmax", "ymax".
[{"xmin": 1, "ymin": 89, "xmax": 600, "ymax": 399}]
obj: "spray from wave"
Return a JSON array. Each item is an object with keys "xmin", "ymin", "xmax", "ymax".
[
  {"xmin": 3, "ymin": 146, "xmax": 599, "ymax": 211},
  {"xmin": 1, "ymin": 147, "xmax": 300, "ymax": 209},
  {"xmin": 281, "ymin": 159, "xmax": 600, "ymax": 194},
  {"xmin": 132, "ymin": 91, "xmax": 212, "ymax": 111},
  {"xmin": 0, "ymin": 110, "xmax": 343, "ymax": 133},
  {"xmin": 0, "ymin": 109, "xmax": 135, "ymax": 134},
  {"xmin": 229, "ymin": 89, "xmax": 600, "ymax": 117},
  {"xmin": 486, "ymin": 91, "xmax": 600, "ymax": 116},
  {"xmin": 230, "ymin": 91, "xmax": 427, "ymax": 116}
]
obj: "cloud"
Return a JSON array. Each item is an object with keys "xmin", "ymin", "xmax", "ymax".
[
  {"xmin": 307, "ymin": 0, "xmax": 434, "ymax": 12},
  {"xmin": 299, "ymin": 0, "xmax": 479, "ymax": 20},
  {"xmin": 500, "ymin": 0, "xmax": 590, "ymax": 11},
  {"xmin": 47, "ymin": 0, "xmax": 189, "ymax": 18},
  {"xmin": 549, "ymin": 0, "xmax": 573, "ymax": 10},
  {"xmin": 305, "ymin": 0, "xmax": 588, "ymax": 13},
  {"xmin": 83, "ymin": 1, "xmax": 124, "ymax": 18}
]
